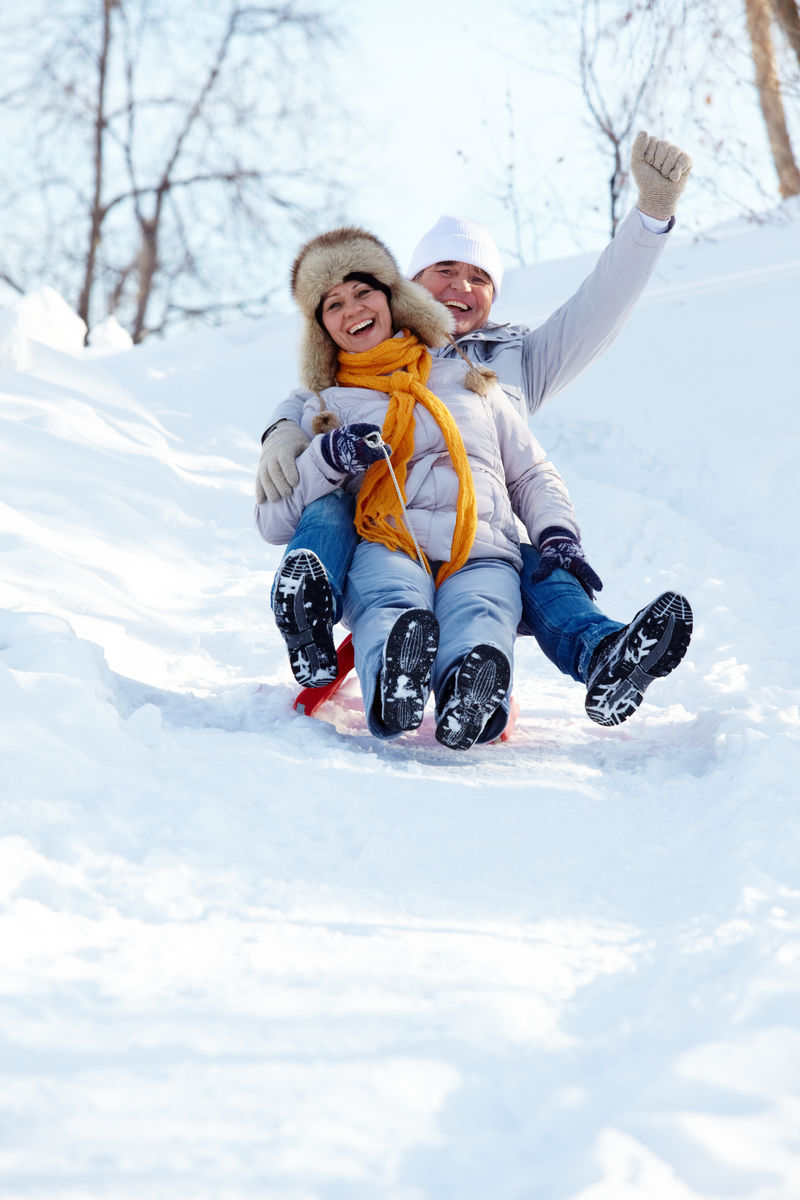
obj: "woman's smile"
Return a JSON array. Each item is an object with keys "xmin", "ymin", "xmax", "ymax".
[{"xmin": 321, "ymin": 280, "xmax": 393, "ymax": 352}]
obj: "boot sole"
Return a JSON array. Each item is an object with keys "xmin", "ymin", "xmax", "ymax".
[
  {"xmin": 435, "ymin": 644, "xmax": 512, "ymax": 751},
  {"xmin": 381, "ymin": 609, "xmax": 439, "ymax": 734},
  {"xmin": 273, "ymin": 549, "xmax": 337, "ymax": 687},
  {"xmin": 585, "ymin": 591, "xmax": 693, "ymax": 727}
]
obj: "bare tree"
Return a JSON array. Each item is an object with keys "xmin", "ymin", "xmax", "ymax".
[
  {"xmin": 575, "ymin": 0, "xmax": 687, "ymax": 235},
  {"xmin": 78, "ymin": 0, "xmax": 115, "ymax": 332},
  {"xmin": 514, "ymin": 0, "xmax": 800, "ymax": 240},
  {"xmin": 745, "ymin": 0, "xmax": 800, "ymax": 195},
  {"xmin": 453, "ymin": 85, "xmax": 575, "ymax": 266},
  {"xmin": 0, "ymin": 1, "xmax": 342, "ymax": 341}
]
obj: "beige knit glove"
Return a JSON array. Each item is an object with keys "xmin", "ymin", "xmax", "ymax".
[
  {"xmin": 255, "ymin": 420, "xmax": 310, "ymax": 503},
  {"xmin": 631, "ymin": 131, "xmax": 692, "ymax": 220}
]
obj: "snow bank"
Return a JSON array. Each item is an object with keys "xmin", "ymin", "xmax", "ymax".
[
  {"xmin": 0, "ymin": 286, "xmax": 87, "ymax": 367},
  {"xmin": 87, "ymin": 313, "xmax": 134, "ymax": 354},
  {"xmin": 1, "ymin": 209, "xmax": 799, "ymax": 1198}
]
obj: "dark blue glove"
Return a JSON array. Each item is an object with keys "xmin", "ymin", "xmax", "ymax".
[
  {"xmin": 531, "ymin": 526, "xmax": 604, "ymax": 599},
  {"xmin": 319, "ymin": 423, "xmax": 390, "ymax": 474}
]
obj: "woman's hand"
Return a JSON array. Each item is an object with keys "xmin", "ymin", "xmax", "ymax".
[{"xmin": 320, "ymin": 423, "xmax": 390, "ymax": 475}]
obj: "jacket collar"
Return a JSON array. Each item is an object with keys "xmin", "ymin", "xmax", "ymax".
[{"xmin": 451, "ymin": 320, "xmax": 528, "ymax": 347}]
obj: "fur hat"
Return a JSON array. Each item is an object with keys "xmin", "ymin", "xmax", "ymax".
[
  {"xmin": 291, "ymin": 226, "xmax": 454, "ymax": 392},
  {"xmin": 407, "ymin": 214, "xmax": 504, "ymax": 298}
]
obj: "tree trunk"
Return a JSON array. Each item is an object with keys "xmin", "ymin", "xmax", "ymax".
[
  {"xmin": 745, "ymin": 0, "xmax": 800, "ymax": 198},
  {"xmin": 609, "ymin": 140, "xmax": 625, "ymax": 236},
  {"xmin": 132, "ymin": 215, "xmax": 158, "ymax": 344},
  {"xmin": 77, "ymin": 0, "xmax": 114, "ymax": 334},
  {"xmin": 770, "ymin": 0, "xmax": 800, "ymax": 69}
]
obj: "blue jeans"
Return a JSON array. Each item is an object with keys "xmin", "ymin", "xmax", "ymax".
[
  {"xmin": 518, "ymin": 543, "xmax": 622, "ymax": 682},
  {"xmin": 277, "ymin": 493, "xmax": 623, "ymax": 683}
]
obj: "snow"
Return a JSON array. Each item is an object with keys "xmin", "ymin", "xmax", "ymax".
[
  {"xmin": 2, "ymin": 205, "xmax": 800, "ymax": 1198},
  {"xmin": 87, "ymin": 315, "xmax": 134, "ymax": 355}
]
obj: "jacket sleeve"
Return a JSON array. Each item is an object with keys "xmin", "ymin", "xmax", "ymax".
[
  {"xmin": 260, "ymin": 387, "xmax": 308, "ymax": 438},
  {"xmin": 491, "ymin": 392, "xmax": 580, "ymax": 546},
  {"xmin": 254, "ymin": 437, "xmax": 350, "ymax": 544},
  {"xmin": 522, "ymin": 206, "xmax": 672, "ymax": 414}
]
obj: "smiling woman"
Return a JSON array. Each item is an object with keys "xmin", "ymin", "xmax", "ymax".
[{"xmin": 320, "ymin": 278, "xmax": 394, "ymax": 354}]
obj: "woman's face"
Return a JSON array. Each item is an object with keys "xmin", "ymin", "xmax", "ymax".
[{"xmin": 321, "ymin": 279, "xmax": 393, "ymax": 353}]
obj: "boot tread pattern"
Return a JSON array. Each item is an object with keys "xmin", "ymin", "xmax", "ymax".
[
  {"xmin": 273, "ymin": 549, "xmax": 337, "ymax": 688},
  {"xmin": 381, "ymin": 609, "xmax": 440, "ymax": 734},
  {"xmin": 585, "ymin": 591, "xmax": 692, "ymax": 727},
  {"xmin": 436, "ymin": 644, "xmax": 511, "ymax": 751}
]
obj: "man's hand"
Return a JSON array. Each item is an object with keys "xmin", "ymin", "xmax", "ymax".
[
  {"xmin": 531, "ymin": 527, "xmax": 603, "ymax": 600},
  {"xmin": 631, "ymin": 131, "xmax": 692, "ymax": 221},
  {"xmin": 256, "ymin": 420, "xmax": 310, "ymax": 504}
]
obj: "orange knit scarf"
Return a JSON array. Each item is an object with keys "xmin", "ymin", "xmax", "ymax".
[{"xmin": 336, "ymin": 331, "xmax": 477, "ymax": 588}]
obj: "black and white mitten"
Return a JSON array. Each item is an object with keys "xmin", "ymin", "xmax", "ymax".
[{"xmin": 319, "ymin": 423, "xmax": 389, "ymax": 474}]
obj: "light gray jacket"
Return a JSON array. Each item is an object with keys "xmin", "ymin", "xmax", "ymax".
[
  {"xmin": 266, "ymin": 207, "xmax": 671, "ymax": 429},
  {"xmin": 255, "ymin": 358, "xmax": 579, "ymax": 571}
]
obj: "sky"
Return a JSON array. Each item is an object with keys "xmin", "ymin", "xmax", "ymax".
[
  {"xmin": 322, "ymin": 0, "xmax": 794, "ymax": 275},
  {"xmin": 1, "ymin": 193, "xmax": 800, "ymax": 1194},
  {"xmin": 3, "ymin": 0, "xmax": 797, "ymax": 331},
  {"xmin": 327, "ymin": 1, "xmax": 625, "ymax": 266}
]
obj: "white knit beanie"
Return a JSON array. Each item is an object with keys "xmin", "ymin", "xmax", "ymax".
[{"xmin": 407, "ymin": 215, "xmax": 504, "ymax": 299}]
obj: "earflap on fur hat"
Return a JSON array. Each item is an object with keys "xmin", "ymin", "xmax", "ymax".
[{"xmin": 291, "ymin": 226, "xmax": 454, "ymax": 393}]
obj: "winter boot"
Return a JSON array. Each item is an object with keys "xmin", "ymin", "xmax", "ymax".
[
  {"xmin": 585, "ymin": 591, "xmax": 693, "ymax": 726},
  {"xmin": 379, "ymin": 608, "xmax": 440, "ymax": 735},
  {"xmin": 272, "ymin": 548, "xmax": 337, "ymax": 687},
  {"xmin": 435, "ymin": 644, "xmax": 512, "ymax": 751}
]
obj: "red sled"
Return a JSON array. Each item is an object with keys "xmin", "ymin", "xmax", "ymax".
[
  {"xmin": 293, "ymin": 634, "xmax": 356, "ymax": 717},
  {"xmin": 293, "ymin": 633, "xmax": 518, "ymax": 741}
]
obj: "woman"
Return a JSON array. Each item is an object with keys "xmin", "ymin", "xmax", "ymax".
[{"xmin": 256, "ymin": 226, "xmax": 585, "ymax": 750}]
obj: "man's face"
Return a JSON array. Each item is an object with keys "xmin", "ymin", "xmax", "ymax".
[{"xmin": 415, "ymin": 260, "xmax": 494, "ymax": 334}]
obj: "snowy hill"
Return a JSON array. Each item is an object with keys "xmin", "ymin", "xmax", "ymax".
[{"xmin": 1, "ymin": 206, "xmax": 799, "ymax": 1198}]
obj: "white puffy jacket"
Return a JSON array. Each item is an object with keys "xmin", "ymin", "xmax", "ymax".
[{"xmin": 255, "ymin": 357, "xmax": 578, "ymax": 571}]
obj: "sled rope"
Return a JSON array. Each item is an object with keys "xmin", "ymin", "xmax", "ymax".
[
  {"xmin": 337, "ymin": 332, "xmax": 477, "ymax": 586},
  {"xmin": 368, "ymin": 433, "xmax": 430, "ymax": 576}
]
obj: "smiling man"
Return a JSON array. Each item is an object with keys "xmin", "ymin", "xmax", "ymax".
[
  {"xmin": 413, "ymin": 256, "xmax": 494, "ymax": 335},
  {"xmin": 256, "ymin": 131, "xmax": 695, "ymax": 727}
]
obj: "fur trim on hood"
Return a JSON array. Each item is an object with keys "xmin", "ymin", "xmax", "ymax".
[{"xmin": 291, "ymin": 226, "xmax": 454, "ymax": 392}]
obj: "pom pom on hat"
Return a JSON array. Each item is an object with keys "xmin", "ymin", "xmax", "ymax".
[{"xmin": 407, "ymin": 215, "xmax": 504, "ymax": 298}]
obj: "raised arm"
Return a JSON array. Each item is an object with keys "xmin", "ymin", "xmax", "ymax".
[{"xmin": 522, "ymin": 132, "xmax": 691, "ymax": 415}]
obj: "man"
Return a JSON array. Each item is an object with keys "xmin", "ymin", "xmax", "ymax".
[{"xmin": 256, "ymin": 132, "xmax": 694, "ymax": 727}]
